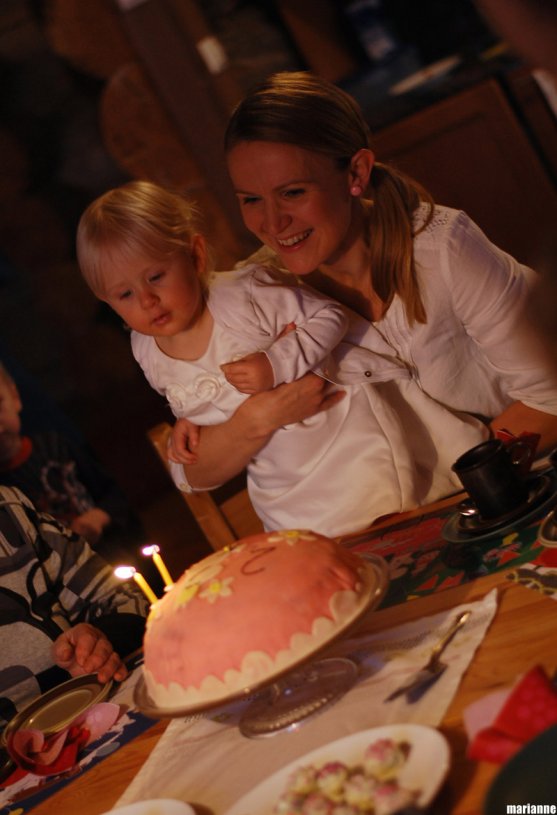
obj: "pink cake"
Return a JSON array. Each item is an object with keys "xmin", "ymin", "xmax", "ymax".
[{"xmin": 142, "ymin": 529, "xmax": 379, "ymax": 710}]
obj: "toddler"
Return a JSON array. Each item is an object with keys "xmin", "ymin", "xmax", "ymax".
[{"xmin": 76, "ymin": 181, "xmax": 487, "ymax": 538}]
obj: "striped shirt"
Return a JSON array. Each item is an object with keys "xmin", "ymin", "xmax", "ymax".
[{"xmin": 0, "ymin": 486, "xmax": 148, "ymax": 726}]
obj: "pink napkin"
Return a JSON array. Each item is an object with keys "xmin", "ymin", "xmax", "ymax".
[
  {"xmin": 5, "ymin": 702, "xmax": 120, "ymax": 780},
  {"xmin": 464, "ymin": 665, "xmax": 557, "ymax": 763}
]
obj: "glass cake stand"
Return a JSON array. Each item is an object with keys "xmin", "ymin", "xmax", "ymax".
[
  {"xmin": 238, "ymin": 656, "xmax": 359, "ymax": 737},
  {"xmin": 134, "ymin": 553, "xmax": 389, "ymax": 737}
]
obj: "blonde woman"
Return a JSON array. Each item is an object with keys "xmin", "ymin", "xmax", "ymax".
[{"xmin": 170, "ymin": 71, "xmax": 557, "ymax": 507}]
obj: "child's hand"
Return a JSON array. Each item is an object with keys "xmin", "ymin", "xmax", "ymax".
[
  {"xmin": 52, "ymin": 623, "xmax": 128, "ymax": 683},
  {"xmin": 221, "ymin": 352, "xmax": 274, "ymax": 394},
  {"xmin": 277, "ymin": 321, "xmax": 296, "ymax": 339},
  {"xmin": 168, "ymin": 418, "xmax": 200, "ymax": 465},
  {"xmin": 71, "ymin": 508, "xmax": 111, "ymax": 544}
]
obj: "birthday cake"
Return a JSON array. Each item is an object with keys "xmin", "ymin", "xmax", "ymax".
[{"xmin": 142, "ymin": 529, "xmax": 381, "ymax": 710}]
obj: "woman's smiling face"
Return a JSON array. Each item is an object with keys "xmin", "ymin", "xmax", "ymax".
[{"xmin": 227, "ymin": 140, "xmax": 364, "ymax": 277}]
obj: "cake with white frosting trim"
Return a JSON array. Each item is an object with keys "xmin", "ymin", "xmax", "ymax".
[{"xmin": 143, "ymin": 529, "xmax": 378, "ymax": 709}]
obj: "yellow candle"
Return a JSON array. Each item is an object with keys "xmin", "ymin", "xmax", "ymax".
[
  {"xmin": 142, "ymin": 544, "xmax": 174, "ymax": 587},
  {"xmin": 114, "ymin": 565, "xmax": 158, "ymax": 604}
]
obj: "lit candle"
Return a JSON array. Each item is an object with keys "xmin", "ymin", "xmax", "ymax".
[
  {"xmin": 114, "ymin": 565, "xmax": 158, "ymax": 604},
  {"xmin": 142, "ymin": 543, "xmax": 174, "ymax": 587}
]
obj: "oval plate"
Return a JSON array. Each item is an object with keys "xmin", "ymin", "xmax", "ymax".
[
  {"xmin": 101, "ymin": 800, "xmax": 196, "ymax": 815},
  {"xmin": 224, "ymin": 724, "xmax": 450, "ymax": 815}
]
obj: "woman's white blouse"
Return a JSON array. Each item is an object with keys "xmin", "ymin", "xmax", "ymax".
[{"xmin": 375, "ymin": 205, "xmax": 557, "ymax": 419}]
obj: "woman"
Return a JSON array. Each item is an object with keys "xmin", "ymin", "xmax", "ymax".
[{"xmin": 178, "ymin": 71, "xmax": 557, "ymax": 527}]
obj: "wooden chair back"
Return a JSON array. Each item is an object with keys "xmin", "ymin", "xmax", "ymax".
[{"xmin": 147, "ymin": 422, "xmax": 263, "ymax": 551}]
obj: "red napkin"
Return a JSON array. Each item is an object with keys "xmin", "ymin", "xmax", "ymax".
[
  {"xmin": 465, "ymin": 665, "xmax": 557, "ymax": 763},
  {"xmin": 3, "ymin": 701, "xmax": 119, "ymax": 783},
  {"xmin": 9, "ymin": 724, "xmax": 90, "ymax": 776}
]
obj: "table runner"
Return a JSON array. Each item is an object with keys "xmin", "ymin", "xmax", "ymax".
[
  {"xmin": 116, "ymin": 590, "xmax": 497, "ymax": 814},
  {"xmin": 344, "ymin": 493, "xmax": 553, "ymax": 607}
]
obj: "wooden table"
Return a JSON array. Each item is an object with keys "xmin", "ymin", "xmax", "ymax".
[
  {"xmin": 26, "ymin": 559, "xmax": 557, "ymax": 815},
  {"xmin": 14, "ymin": 481, "xmax": 554, "ymax": 812}
]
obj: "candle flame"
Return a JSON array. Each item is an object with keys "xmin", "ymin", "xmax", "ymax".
[
  {"xmin": 141, "ymin": 542, "xmax": 173, "ymax": 587},
  {"xmin": 114, "ymin": 565, "xmax": 136, "ymax": 580}
]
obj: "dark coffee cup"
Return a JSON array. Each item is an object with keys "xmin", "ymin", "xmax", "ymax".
[{"xmin": 451, "ymin": 438, "xmax": 532, "ymax": 519}]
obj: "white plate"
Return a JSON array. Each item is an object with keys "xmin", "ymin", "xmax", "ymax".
[
  {"xmin": 224, "ymin": 724, "xmax": 450, "ymax": 815},
  {"xmin": 101, "ymin": 800, "xmax": 195, "ymax": 815}
]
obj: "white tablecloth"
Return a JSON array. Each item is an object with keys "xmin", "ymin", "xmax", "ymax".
[{"xmin": 116, "ymin": 589, "xmax": 497, "ymax": 814}]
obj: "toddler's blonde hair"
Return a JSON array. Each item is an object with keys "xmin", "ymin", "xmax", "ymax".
[{"xmin": 77, "ymin": 180, "xmax": 205, "ymax": 296}]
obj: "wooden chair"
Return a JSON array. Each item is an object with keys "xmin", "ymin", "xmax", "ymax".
[{"xmin": 147, "ymin": 422, "xmax": 263, "ymax": 551}]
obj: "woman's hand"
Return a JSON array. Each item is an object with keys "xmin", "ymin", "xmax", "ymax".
[
  {"xmin": 491, "ymin": 401, "xmax": 557, "ymax": 453},
  {"xmin": 244, "ymin": 373, "xmax": 345, "ymax": 433},
  {"xmin": 184, "ymin": 374, "xmax": 345, "ymax": 489},
  {"xmin": 52, "ymin": 623, "xmax": 128, "ymax": 683}
]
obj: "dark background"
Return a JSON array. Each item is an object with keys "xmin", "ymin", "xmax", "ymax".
[{"xmin": 0, "ymin": 0, "xmax": 519, "ymax": 571}]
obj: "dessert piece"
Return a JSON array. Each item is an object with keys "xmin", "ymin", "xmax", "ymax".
[
  {"xmin": 316, "ymin": 762, "xmax": 349, "ymax": 800},
  {"xmin": 302, "ymin": 792, "xmax": 334, "ymax": 815},
  {"xmin": 143, "ymin": 529, "xmax": 377, "ymax": 709},
  {"xmin": 275, "ymin": 791, "xmax": 306, "ymax": 815},
  {"xmin": 288, "ymin": 765, "xmax": 318, "ymax": 795},
  {"xmin": 273, "ymin": 737, "xmax": 419, "ymax": 815},
  {"xmin": 362, "ymin": 738, "xmax": 409, "ymax": 780},
  {"xmin": 373, "ymin": 781, "xmax": 419, "ymax": 815},
  {"xmin": 343, "ymin": 771, "xmax": 378, "ymax": 807},
  {"xmin": 330, "ymin": 805, "xmax": 360, "ymax": 815}
]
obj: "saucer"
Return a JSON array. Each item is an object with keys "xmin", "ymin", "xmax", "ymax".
[
  {"xmin": 442, "ymin": 473, "xmax": 556, "ymax": 544},
  {"xmin": 457, "ymin": 474, "xmax": 552, "ymax": 534},
  {"xmin": 538, "ymin": 509, "xmax": 557, "ymax": 547}
]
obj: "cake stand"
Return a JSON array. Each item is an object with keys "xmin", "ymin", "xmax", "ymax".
[
  {"xmin": 237, "ymin": 655, "xmax": 360, "ymax": 737},
  {"xmin": 134, "ymin": 553, "xmax": 389, "ymax": 737}
]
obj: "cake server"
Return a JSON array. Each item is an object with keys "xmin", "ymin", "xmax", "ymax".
[{"xmin": 384, "ymin": 609, "xmax": 472, "ymax": 703}]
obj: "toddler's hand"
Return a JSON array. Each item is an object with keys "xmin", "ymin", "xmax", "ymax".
[
  {"xmin": 71, "ymin": 508, "xmax": 111, "ymax": 544},
  {"xmin": 221, "ymin": 352, "xmax": 274, "ymax": 394},
  {"xmin": 168, "ymin": 418, "xmax": 200, "ymax": 465},
  {"xmin": 277, "ymin": 321, "xmax": 296, "ymax": 339}
]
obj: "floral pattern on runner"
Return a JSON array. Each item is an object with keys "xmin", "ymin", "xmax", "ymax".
[{"xmin": 346, "ymin": 506, "xmax": 546, "ymax": 606}]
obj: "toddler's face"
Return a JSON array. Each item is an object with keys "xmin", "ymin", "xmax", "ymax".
[
  {"xmin": 101, "ymin": 240, "xmax": 207, "ymax": 339},
  {"xmin": 0, "ymin": 378, "xmax": 22, "ymax": 464}
]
